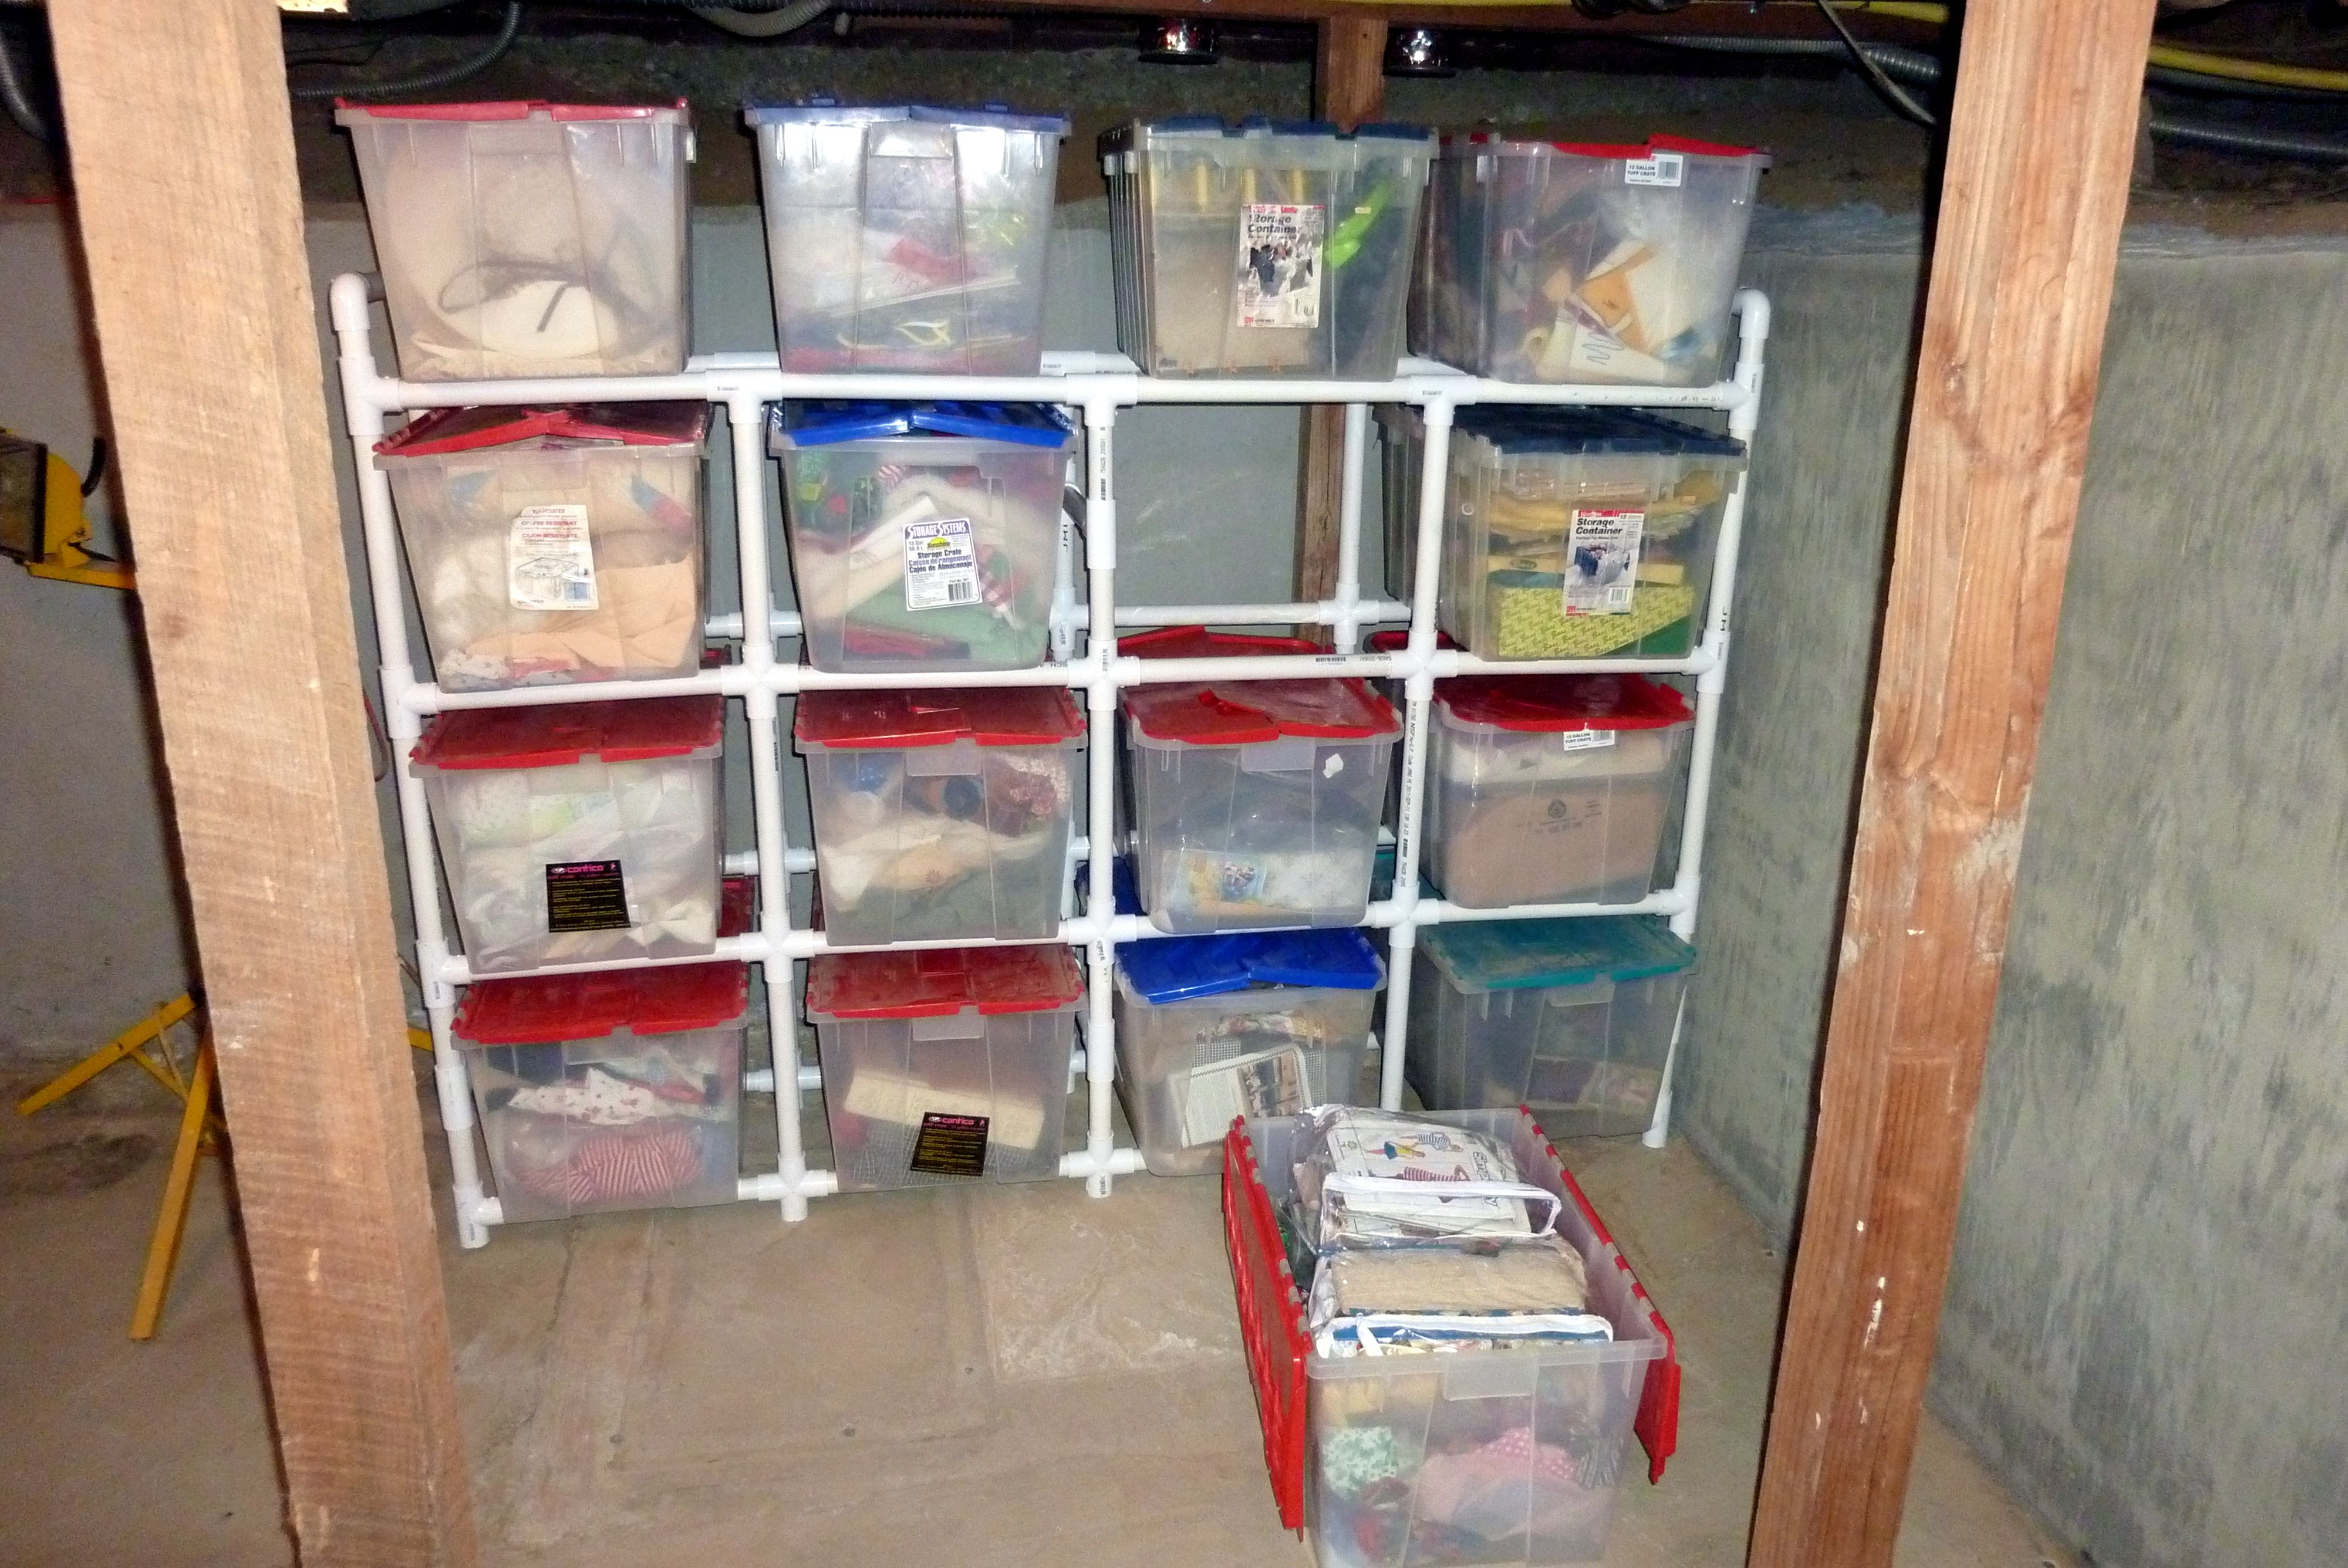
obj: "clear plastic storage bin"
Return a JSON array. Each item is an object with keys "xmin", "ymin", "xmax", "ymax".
[
  {"xmin": 453, "ymin": 960, "xmax": 746, "ymax": 1222},
  {"xmin": 1426, "ymin": 674, "xmax": 1692, "ymax": 908},
  {"xmin": 746, "ymin": 102, "xmax": 1067, "ymax": 375},
  {"xmin": 1102, "ymin": 117, "xmax": 1435, "ymax": 379},
  {"xmin": 376, "ymin": 403, "xmax": 709, "ymax": 694},
  {"xmin": 1435, "ymin": 407, "xmax": 1745, "ymax": 661},
  {"xmin": 772, "ymin": 401, "xmax": 1072, "ymax": 674},
  {"xmin": 338, "ymin": 101, "xmax": 693, "ymax": 383},
  {"xmin": 411, "ymin": 696, "xmax": 725, "ymax": 974},
  {"xmin": 1226, "ymin": 1109, "xmax": 1677, "ymax": 1564},
  {"xmin": 797, "ymin": 686, "xmax": 1084, "ymax": 946},
  {"xmin": 1114, "ymin": 927, "xmax": 1382, "ymax": 1176},
  {"xmin": 1420, "ymin": 134, "xmax": 1765, "ymax": 387},
  {"xmin": 807, "ymin": 944, "xmax": 1083, "ymax": 1191},
  {"xmin": 1122, "ymin": 658, "xmax": 1399, "ymax": 934},
  {"xmin": 1408, "ymin": 917, "xmax": 1695, "ymax": 1138}
]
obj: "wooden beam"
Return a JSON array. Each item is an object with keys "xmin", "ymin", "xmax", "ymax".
[
  {"xmin": 1296, "ymin": 16, "xmax": 1388, "ymax": 644},
  {"xmin": 47, "ymin": 2, "xmax": 480, "ymax": 1563},
  {"xmin": 1746, "ymin": 1, "xmax": 2155, "ymax": 1563}
]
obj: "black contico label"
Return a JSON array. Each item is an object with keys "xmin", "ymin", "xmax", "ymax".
[
  {"xmin": 909, "ymin": 1111, "xmax": 990, "ymax": 1178},
  {"xmin": 545, "ymin": 860, "xmax": 630, "ymax": 933}
]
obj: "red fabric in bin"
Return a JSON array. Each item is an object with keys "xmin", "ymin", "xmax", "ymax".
[{"xmin": 1219, "ymin": 1109, "xmax": 1681, "ymax": 1531}]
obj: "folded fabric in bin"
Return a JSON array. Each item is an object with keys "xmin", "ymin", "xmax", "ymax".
[{"xmin": 1292, "ymin": 1106, "xmax": 1537, "ymax": 1249}]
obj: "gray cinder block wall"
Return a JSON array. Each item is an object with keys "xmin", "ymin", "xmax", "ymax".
[{"xmin": 1674, "ymin": 217, "xmax": 2348, "ymax": 1568}]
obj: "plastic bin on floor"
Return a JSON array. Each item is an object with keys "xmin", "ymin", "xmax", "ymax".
[
  {"xmin": 1115, "ymin": 927, "xmax": 1382, "ymax": 1177},
  {"xmin": 1419, "ymin": 134, "xmax": 1766, "ymax": 387},
  {"xmin": 376, "ymin": 403, "xmax": 710, "ymax": 694},
  {"xmin": 746, "ymin": 102, "xmax": 1067, "ymax": 375},
  {"xmin": 411, "ymin": 696, "xmax": 725, "ymax": 975},
  {"xmin": 797, "ymin": 686, "xmax": 1084, "ymax": 946},
  {"xmin": 1102, "ymin": 117, "xmax": 1435, "ymax": 379},
  {"xmin": 454, "ymin": 960, "xmax": 746, "ymax": 1222},
  {"xmin": 771, "ymin": 401, "xmax": 1072, "ymax": 674},
  {"xmin": 1223, "ymin": 1108, "xmax": 1678, "ymax": 1560},
  {"xmin": 1426, "ymin": 674, "xmax": 1692, "ymax": 909},
  {"xmin": 1407, "ymin": 917, "xmax": 1695, "ymax": 1139},
  {"xmin": 1121, "ymin": 642, "xmax": 1399, "ymax": 934},
  {"xmin": 1433, "ymin": 407, "xmax": 1745, "ymax": 661},
  {"xmin": 808, "ymin": 944, "xmax": 1083, "ymax": 1190},
  {"xmin": 338, "ymin": 101, "xmax": 693, "ymax": 383}
]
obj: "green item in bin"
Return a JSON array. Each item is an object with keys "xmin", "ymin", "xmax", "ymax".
[
  {"xmin": 1321, "ymin": 1424, "xmax": 1405, "ymax": 1499},
  {"xmin": 1326, "ymin": 178, "xmax": 1394, "ymax": 271},
  {"xmin": 1490, "ymin": 579, "xmax": 1696, "ymax": 659}
]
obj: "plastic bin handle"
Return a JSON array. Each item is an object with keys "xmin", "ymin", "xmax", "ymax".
[{"xmin": 1320, "ymin": 1176, "xmax": 1563, "ymax": 1240}]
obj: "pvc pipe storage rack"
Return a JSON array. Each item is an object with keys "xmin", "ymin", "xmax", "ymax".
[{"xmin": 332, "ymin": 271, "xmax": 1769, "ymax": 1248}]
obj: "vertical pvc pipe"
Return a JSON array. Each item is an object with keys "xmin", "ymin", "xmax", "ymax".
[
  {"xmin": 727, "ymin": 392, "xmax": 810, "ymax": 1218},
  {"xmin": 1378, "ymin": 400, "xmax": 1455, "ymax": 1111},
  {"xmin": 1332, "ymin": 402, "xmax": 1370, "ymax": 651},
  {"xmin": 1644, "ymin": 292, "xmax": 1768, "ymax": 1148},
  {"xmin": 330, "ymin": 274, "xmax": 491, "ymax": 1247},
  {"xmin": 1051, "ymin": 450, "xmax": 1078, "ymax": 664},
  {"xmin": 1080, "ymin": 399, "xmax": 1121, "ymax": 1195}
]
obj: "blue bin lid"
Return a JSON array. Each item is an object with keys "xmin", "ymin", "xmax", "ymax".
[
  {"xmin": 769, "ymin": 401, "xmax": 1077, "ymax": 451},
  {"xmin": 744, "ymin": 99, "xmax": 1070, "ymax": 135},
  {"xmin": 1456, "ymin": 405, "xmax": 1746, "ymax": 461},
  {"xmin": 1118, "ymin": 927, "xmax": 1385, "ymax": 1003},
  {"xmin": 1419, "ymin": 915, "xmax": 1695, "ymax": 994}
]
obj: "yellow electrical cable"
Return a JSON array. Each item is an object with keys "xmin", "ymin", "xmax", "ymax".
[{"xmin": 1312, "ymin": 0, "xmax": 2348, "ymax": 93}]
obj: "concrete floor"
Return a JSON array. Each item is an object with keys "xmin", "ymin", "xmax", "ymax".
[{"xmin": 0, "ymin": 1060, "xmax": 2074, "ymax": 1568}]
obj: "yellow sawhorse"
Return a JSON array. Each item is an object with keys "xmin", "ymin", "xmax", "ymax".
[{"xmin": 17, "ymin": 996, "xmax": 434, "ymax": 1339}]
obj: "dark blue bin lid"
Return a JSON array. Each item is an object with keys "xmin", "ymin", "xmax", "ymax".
[
  {"xmin": 1118, "ymin": 927, "xmax": 1385, "ymax": 1003},
  {"xmin": 1418, "ymin": 915, "xmax": 1695, "ymax": 994},
  {"xmin": 1455, "ymin": 405, "xmax": 1745, "ymax": 461},
  {"xmin": 768, "ymin": 401, "xmax": 1076, "ymax": 451},
  {"xmin": 744, "ymin": 100, "xmax": 1070, "ymax": 135}
]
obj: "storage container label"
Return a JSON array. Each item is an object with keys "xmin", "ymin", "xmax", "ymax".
[
  {"xmin": 1561, "ymin": 728, "xmax": 1618, "ymax": 752},
  {"xmin": 1233, "ymin": 202, "xmax": 1324, "ymax": 330},
  {"xmin": 545, "ymin": 860, "xmax": 631, "ymax": 932},
  {"xmin": 1624, "ymin": 151, "xmax": 1686, "ymax": 188},
  {"xmin": 1563, "ymin": 508, "xmax": 1645, "ymax": 616},
  {"xmin": 508, "ymin": 504, "xmax": 598, "ymax": 610},
  {"xmin": 1176, "ymin": 1046, "xmax": 1309, "ymax": 1145},
  {"xmin": 903, "ymin": 516, "xmax": 981, "ymax": 610},
  {"xmin": 908, "ymin": 1111, "xmax": 990, "ymax": 1178}
]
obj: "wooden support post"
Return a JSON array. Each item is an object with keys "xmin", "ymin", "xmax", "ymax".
[
  {"xmin": 1747, "ymin": 2, "xmax": 2155, "ymax": 1563},
  {"xmin": 1296, "ymin": 16, "xmax": 1387, "ymax": 644},
  {"xmin": 47, "ymin": 2, "xmax": 480, "ymax": 1562}
]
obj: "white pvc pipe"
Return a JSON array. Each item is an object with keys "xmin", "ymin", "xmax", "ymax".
[{"xmin": 332, "ymin": 271, "xmax": 1773, "ymax": 1232}]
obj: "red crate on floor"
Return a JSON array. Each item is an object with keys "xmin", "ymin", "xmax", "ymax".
[{"xmin": 1221, "ymin": 1109, "xmax": 1679, "ymax": 1544}]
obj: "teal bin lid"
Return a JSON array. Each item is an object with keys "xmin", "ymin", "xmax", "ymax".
[{"xmin": 1418, "ymin": 915, "xmax": 1694, "ymax": 994}]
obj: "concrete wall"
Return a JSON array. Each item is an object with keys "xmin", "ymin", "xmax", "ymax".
[{"xmin": 1671, "ymin": 218, "xmax": 2348, "ymax": 1568}]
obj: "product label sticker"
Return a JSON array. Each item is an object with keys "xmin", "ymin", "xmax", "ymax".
[
  {"xmin": 1181, "ymin": 850, "xmax": 1270, "ymax": 910},
  {"xmin": 908, "ymin": 1111, "xmax": 990, "ymax": 1178},
  {"xmin": 1233, "ymin": 202, "xmax": 1325, "ymax": 330},
  {"xmin": 544, "ymin": 860, "xmax": 630, "ymax": 932},
  {"xmin": 1563, "ymin": 507, "xmax": 1646, "ymax": 616},
  {"xmin": 508, "ymin": 503, "xmax": 598, "ymax": 611},
  {"xmin": 1624, "ymin": 150, "xmax": 1686, "ymax": 188},
  {"xmin": 1176, "ymin": 1046, "xmax": 1310, "ymax": 1146},
  {"xmin": 1561, "ymin": 728, "xmax": 1618, "ymax": 752},
  {"xmin": 903, "ymin": 516, "xmax": 981, "ymax": 611}
]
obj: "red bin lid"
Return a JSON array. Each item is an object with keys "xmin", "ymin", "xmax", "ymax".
[
  {"xmin": 806, "ymin": 944, "xmax": 1084, "ymax": 1019},
  {"xmin": 376, "ymin": 402, "xmax": 710, "ymax": 458},
  {"xmin": 1436, "ymin": 674, "xmax": 1691, "ymax": 733},
  {"xmin": 795, "ymin": 687, "xmax": 1084, "ymax": 750},
  {"xmin": 411, "ymin": 696, "xmax": 726, "ymax": 772},
  {"xmin": 337, "ymin": 99, "xmax": 689, "ymax": 122},
  {"xmin": 1119, "ymin": 626, "xmax": 1321, "ymax": 661},
  {"xmin": 1124, "ymin": 679, "xmax": 1399, "ymax": 745},
  {"xmin": 452, "ymin": 959, "xmax": 749, "ymax": 1046}
]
